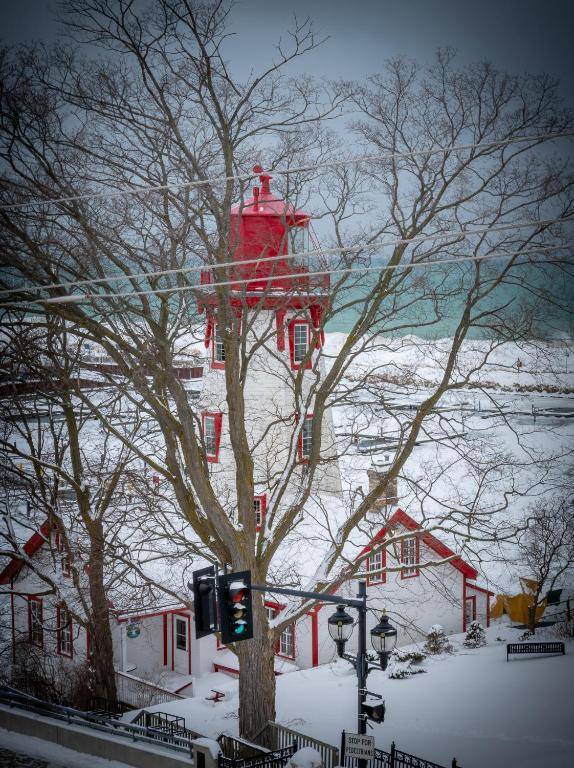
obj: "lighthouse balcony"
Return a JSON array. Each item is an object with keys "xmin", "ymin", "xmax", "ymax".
[{"xmin": 199, "ymin": 266, "xmax": 330, "ymax": 293}]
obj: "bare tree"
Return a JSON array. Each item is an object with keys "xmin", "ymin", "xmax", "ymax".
[
  {"xmin": 0, "ymin": 1, "xmax": 573, "ymax": 740},
  {"xmin": 519, "ymin": 493, "xmax": 574, "ymax": 633}
]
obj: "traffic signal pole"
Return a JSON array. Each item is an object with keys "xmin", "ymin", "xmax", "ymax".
[{"xmin": 251, "ymin": 579, "xmax": 370, "ymax": 764}]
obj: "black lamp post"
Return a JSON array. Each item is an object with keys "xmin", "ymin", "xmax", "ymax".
[
  {"xmin": 248, "ymin": 577, "xmax": 396, "ymax": 766},
  {"xmin": 370, "ymin": 610, "xmax": 398, "ymax": 670},
  {"xmin": 327, "ymin": 604, "xmax": 355, "ymax": 658}
]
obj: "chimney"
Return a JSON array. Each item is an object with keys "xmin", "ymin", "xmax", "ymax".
[{"xmin": 367, "ymin": 468, "xmax": 398, "ymax": 513}]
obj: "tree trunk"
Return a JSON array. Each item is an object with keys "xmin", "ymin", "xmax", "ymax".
[
  {"xmin": 88, "ymin": 520, "xmax": 118, "ymax": 704},
  {"xmin": 236, "ymin": 592, "xmax": 277, "ymax": 746}
]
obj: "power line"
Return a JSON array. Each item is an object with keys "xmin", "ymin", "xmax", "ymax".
[
  {"xmin": 1, "ymin": 213, "xmax": 572, "ymax": 301},
  {"xmin": 31, "ymin": 241, "xmax": 574, "ymax": 306},
  {"xmin": 1, "ymin": 130, "xmax": 572, "ymax": 212}
]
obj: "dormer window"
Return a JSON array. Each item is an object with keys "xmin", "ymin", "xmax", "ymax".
[
  {"xmin": 289, "ymin": 320, "xmax": 312, "ymax": 370},
  {"xmin": 55, "ymin": 530, "xmax": 71, "ymax": 577},
  {"xmin": 366, "ymin": 547, "xmax": 386, "ymax": 586},
  {"xmin": 401, "ymin": 536, "xmax": 420, "ymax": 578}
]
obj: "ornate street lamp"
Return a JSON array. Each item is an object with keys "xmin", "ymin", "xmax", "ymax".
[
  {"xmin": 370, "ymin": 610, "xmax": 397, "ymax": 670},
  {"xmin": 327, "ymin": 604, "xmax": 354, "ymax": 657}
]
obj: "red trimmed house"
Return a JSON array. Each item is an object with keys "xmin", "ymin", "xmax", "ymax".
[{"xmin": 336, "ymin": 507, "xmax": 493, "ymax": 647}]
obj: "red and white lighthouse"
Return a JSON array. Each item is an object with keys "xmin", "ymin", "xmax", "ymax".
[{"xmin": 197, "ymin": 166, "xmax": 341, "ymax": 514}]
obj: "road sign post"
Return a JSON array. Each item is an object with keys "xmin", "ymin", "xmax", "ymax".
[{"xmin": 343, "ymin": 731, "xmax": 375, "ymax": 762}]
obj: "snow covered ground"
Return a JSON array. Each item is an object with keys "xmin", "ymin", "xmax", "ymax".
[
  {"xmin": 0, "ymin": 728, "xmax": 134, "ymax": 768},
  {"xmin": 144, "ymin": 623, "xmax": 574, "ymax": 768}
]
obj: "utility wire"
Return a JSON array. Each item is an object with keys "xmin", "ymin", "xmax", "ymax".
[
  {"xmin": 1, "ymin": 213, "xmax": 572, "ymax": 301},
  {"xmin": 27, "ymin": 241, "xmax": 574, "ymax": 306},
  {"xmin": 1, "ymin": 130, "xmax": 572, "ymax": 212}
]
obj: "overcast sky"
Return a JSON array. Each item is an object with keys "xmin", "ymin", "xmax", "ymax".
[{"xmin": 1, "ymin": 0, "xmax": 573, "ymax": 105}]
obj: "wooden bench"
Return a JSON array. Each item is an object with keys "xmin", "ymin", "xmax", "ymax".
[
  {"xmin": 507, "ymin": 641, "xmax": 565, "ymax": 661},
  {"xmin": 205, "ymin": 689, "xmax": 226, "ymax": 703}
]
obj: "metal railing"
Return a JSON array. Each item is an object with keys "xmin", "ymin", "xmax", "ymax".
[
  {"xmin": 262, "ymin": 723, "xmax": 339, "ymax": 768},
  {"xmin": 133, "ymin": 709, "xmax": 201, "ymax": 740},
  {"xmin": 115, "ymin": 669, "xmax": 186, "ymax": 708},
  {"xmin": 0, "ymin": 686, "xmax": 195, "ymax": 759}
]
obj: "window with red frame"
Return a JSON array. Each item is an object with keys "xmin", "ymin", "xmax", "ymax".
[
  {"xmin": 401, "ymin": 537, "xmax": 419, "ymax": 577},
  {"xmin": 366, "ymin": 548, "xmax": 386, "ymax": 585},
  {"xmin": 212, "ymin": 325, "xmax": 226, "ymax": 369},
  {"xmin": 289, "ymin": 320, "xmax": 312, "ymax": 370},
  {"xmin": 28, "ymin": 597, "xmax": 43, "ymax": 647},
  {"xmin": 57, "ymin": 606, "xmax": 73, "ymax": 657},
  {"xmin": 298, "ymin": 415, "xmax": 313, "ymax": 460},
  {"xmin": 202, "ymin": 412, "xmax": 223, "ymax": 463},
  {"xmin": 253, "ymin": 495, "xmax": 266, "ymax": 531}
]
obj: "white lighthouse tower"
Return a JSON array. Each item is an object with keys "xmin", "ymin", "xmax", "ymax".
[{"xmin": 197, "ymin": 166, "xmax": 341, "ymax": 526}]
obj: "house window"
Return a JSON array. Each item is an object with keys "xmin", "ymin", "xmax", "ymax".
[
  {"xmin": 293, "ymin": 323, "xmax": 308, "ymax": 363},
  {"xmin": 55, "ymin": 531, "xmax": 71, "ymax": 577},
  {"xmin": 289, "ymin": 320, "xmax": 312, "ymax": 370},
  {"xmin": 57, "ymin": 606, "xmax": 73, "ymax": 657},
  {"xmin": 175, "ymin": 618, "xmax": 187, "ymax": 651},
  {"xmin": 254, "ymin": 495, "xmax": 267, "ymax": 531},
  {"xmin": 28, "ymin": 597, "xmax": 43, "ymax": 647},
  {"xmin": 367, "ymin": 548, "xmax": 386, "ymax": 585},
  {"xmin": 212, "ymin": 326, "xmax": 226, "ymax": 369},
  {"xmin": 279, "ymin": 623, "xmax": 295, "ymax": 658},
  {"xmin": 299, "ymin": 415, "xmax": 313, "ymax": 460},
  {"xmin": 401, "ymin": 537, "xmax": 419, "ymax": 578},
  {"xmin": 202, "ymin": 412, "xmax": 223, "ymax": 463}
]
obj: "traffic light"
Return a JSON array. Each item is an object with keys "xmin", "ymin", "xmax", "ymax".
[
  {"xmin": 217, "ymin": 570, "xmax": 253, "ymax": 644},
  {"xmin": 363, "ymin": 700, "xmax": 385, "ymax": 723},
  {"xmin": 191, "ymin": 566, "xmax": 217, "ymax": 639}
]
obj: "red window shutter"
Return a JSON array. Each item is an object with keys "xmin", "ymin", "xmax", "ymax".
[
  {"xmin": 310, "ymin": 305, "xmax": 324, "ymax": 349},
  {"xmin": 288, "ymin": 319, "xmax": 295, "ymax": 367},
  {"xmin": 204, "ymin": 317, "xmax": 213, "ymax": 349},
  {"xmin": 276, "ymin": 310, "xmax": 286, "ymax": 351},
  {"xmin": 214, "ymin": 412, "xmax": 223, "ymax": 460}
]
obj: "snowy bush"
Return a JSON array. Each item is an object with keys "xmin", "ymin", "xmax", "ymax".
[
  {"xmin": 387, "ymin": 648, "xmax": 427, "ymax": 679},
  {"xmin": 463, "ymin": 621, "xmax": 487, "ymax": 648},
  {"xmin": 424, "ymin": 624, "xmax": 454, "ymax": 655}
]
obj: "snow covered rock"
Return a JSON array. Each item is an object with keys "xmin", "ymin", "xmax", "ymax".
[{"xmin": 287, "ymin": 747, "xmax": 324, "ymax": 768}]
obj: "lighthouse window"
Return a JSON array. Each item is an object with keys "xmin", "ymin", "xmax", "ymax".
[
  {"xmin": 214, "ymin": 327, "xmax": 225, "ymax": 363},
  {"xmin": 288, "ymin": 225, "xmax": 308, "ymax": 256},
  {"xmin": 293, "ymin": 323, "xmax": 309, "ymax": 363},
  {"xmin": 203, "ymin": 416, "xmax": 217, "ymax": 456},
  {"xmin": 300, "ymin": 415, "xmax": 313, "ymax": 458}
]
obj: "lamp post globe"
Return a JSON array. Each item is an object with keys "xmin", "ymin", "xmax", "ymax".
[
  {"xmin": 370, "ymin": 610, "xmax": 397, "ymax": 670},
  {"xmin": 327, "ymin": 604, "xmax": 354, "ymax": 657}
]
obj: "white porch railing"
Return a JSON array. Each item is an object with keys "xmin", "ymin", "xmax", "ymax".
[{"xmin": 115, "ymin": 670, "xmax": 185, "ymax": 709}]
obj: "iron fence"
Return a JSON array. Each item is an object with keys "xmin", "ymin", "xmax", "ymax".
[
  {"xmin": 343, "ymin": 741, "xmax": 460, "ymax": 768},
  {"xmin": 218, "ymin": 742, "xmax": 296, "ymax": 768}
]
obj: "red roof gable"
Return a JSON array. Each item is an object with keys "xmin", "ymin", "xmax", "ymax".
[
  {"xmin": 0, "ymin": 520, "xmax": 51, "ymax": 584},
  {"xmin": 359, "ymin": 508, "xmax": 478, "ymax": 580}
]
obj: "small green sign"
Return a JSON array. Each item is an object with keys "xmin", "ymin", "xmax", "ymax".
[{"xmin": 126, "ymin": 620, "xmax": 141, "ymax": 639}]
